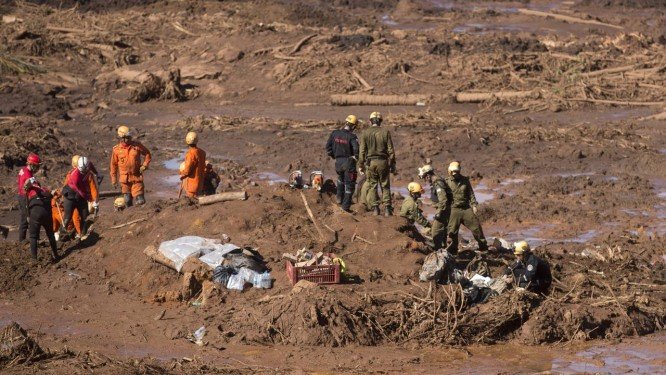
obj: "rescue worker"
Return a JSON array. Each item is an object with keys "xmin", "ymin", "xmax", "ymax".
[
  {"xmin": 418, "ymin": 164, "xmax": 451, "ymax": 251},
  {"xmin": 400, "ymin": 182, "xmax": 431, "ymax": 234},
  {"xmin": 57, "ymin": 155, "xmax": 100, "ymax": 240},
  {"xmin": 16, "ymin": 153, "xmax": 41, "ymax": 242},
  {"xmin": 179, "ymin": 131, "xmax": 206, "ymax": 198},
  {"xmin": 325, "ymin": 115, "xmax": 360, "ymax": 212},
  {"xmin": 17, "ymin": 153, "xmax": 58, "ymax": 261},
  {"xmin": 202, "ymin": 160, "xmax": 220, "ymax": 196},
  {"xmin": 51, "ymin": 189, "xmax": 77, "ymax": 241},
  {"xmin": 444, "ymin": 161, "xmax": 488, "ymax": 254},
  {"xmin": 506, "ymin": 241, "xmax": 552, "ymax": 294},
  {"xmin": 61, "ymin": 156, "xmax": 92, "ymax": 240},
  {"xmin": 110, "ymin": 125, "xmax": 152, "ymax": 207},
  {"xmin": 358, "ymin": 112, "xmax": 396, "ymax": 216}
]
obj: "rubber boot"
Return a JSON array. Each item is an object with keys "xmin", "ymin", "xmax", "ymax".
[
  {"xmin": 373, "ymin": 206, "xmax": 380, "ymax": 216},
  {"xmin": 134, "ymin": 194, "xmax": 146, "ymax": 206},
  {"xmin": 385, "ymin": 206, "xmax": 394, "ymax": 217},
  {"xmin": 124, "ymin": 193, "xmax": 133, "ymax": 207}
]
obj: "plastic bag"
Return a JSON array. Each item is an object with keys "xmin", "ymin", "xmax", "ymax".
[
  {"xmin": 419, "ymin": 250, "xmax": 453, "ymax": 282},
  {"xmin": 237, "ymin": 267, "xmax": 259, "ymax": 283},
  {"xmin": 158, "ymin": 236, "xmax": 220, "ymax": 272},
  {"xmin": 212, "ymin": 265, "xmax": 236, "ymax": 286},
  {"xmin": 253, "ymin": 272, "xmax": 272, "ymax": 289},
  {"xmin": 226, "ymin": 273, "xmax": 246, "ymax": 291},
  {"xmin": 199, "ymin": 244, "xmax": 241, "ymax": 269}
]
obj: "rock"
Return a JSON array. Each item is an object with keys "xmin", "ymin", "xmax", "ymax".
[
  {"xmin": 201, "ymin": 280, "xmax": 220, "ymax": 306},
  {"xmin": 216, "ymin": 46, "xmax": 245, "ymax": 63},
  {"xmin": 292, "ymin": 279, "xmax": 319, "ymax": 294},
  {"xmin": 391, "ymin": 29, "xmax": 408, "ymax": 40}
]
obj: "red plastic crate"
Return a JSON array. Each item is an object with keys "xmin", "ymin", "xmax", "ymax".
[{"xmin": 286, "ymin": 260, "xmax": 341, "ymax": 285}]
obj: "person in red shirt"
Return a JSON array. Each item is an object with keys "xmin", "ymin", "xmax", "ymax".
[
  {"xmin": 61, "ymin": 156, "xmax": 92, "ymax": 239},
  {"xmin": 16, "ymin": 154, "xmax": 41, "ymax": 242},
  {"xmin": 18, "ymin": 154, "xmax": 59, "ymax": 261}
]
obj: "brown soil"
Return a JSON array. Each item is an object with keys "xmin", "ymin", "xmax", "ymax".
[{"xmin": 0, "ymin": 0, "xmax": 664, "ymax": 373}]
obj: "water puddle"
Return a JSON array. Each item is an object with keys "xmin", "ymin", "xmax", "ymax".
[
  {"xmin": 254, "ymin": 172, "xmax": 287, "ymax": 185},
  {"xmin": 496, "ymin": 224, "xmax": 601, "ymax": 246},
  {"xmin": 453, "ymin": 23, "xmax": 529, "ymax": 34},
  {"xmin": 555, "ymin": 172, "xmax": 595, "ymax": 178},
  {"xmin": 162, "ymin": 150, "xmax": 186, "ymax": 171}
]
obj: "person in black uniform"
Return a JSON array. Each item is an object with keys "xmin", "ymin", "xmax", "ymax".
[
  {"xmin": 325, "ymin": 115, "xmax": 360, "ymax": 212},
  {"xmin": 23, "ymin": 170, "xmax": 59, "ymax": 262},
  {"xmin": 506, "ymin": 240, "xmax": 552, "ymax": 294}
]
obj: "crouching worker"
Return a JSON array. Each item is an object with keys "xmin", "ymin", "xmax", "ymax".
[
  {"xmin": 19, "ymin": 154, "xmax": 59, "ymax": 261},
  {"xmin": 61, "ymin": 156, "xmax": 93, "ymax": 241},
  {"xmin": 400, "ymin": 182, "xmax": 432, "ymax": 236},
  {"xmin": 203, "ymin": 160, "xmax": 220, "ymax": 196},
  {"xmin": 51, "ymin": 190, "xmax": 78, "ymax": 241},
  {"xmin": 506, "ymin": 241, "xmax": 552, "ymax": 294}
]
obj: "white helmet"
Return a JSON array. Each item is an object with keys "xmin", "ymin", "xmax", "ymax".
[{"xmin": 77, "ymin": 156, "xmax": 89, "ymax": 172}]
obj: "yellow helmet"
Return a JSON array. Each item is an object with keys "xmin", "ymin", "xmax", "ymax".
[
  {"xmin": 418, "ymin": 164, "xmax": 434, "ymax": 179},
  {"xmin": 185, "ymin": 131, "xmax": 198, "ymax": 145},
  {"xmin": 345, "ymin": 115, "xmax": 358, "ymax": 126},
  {"xmin": 71, "ymin": 155, "xmax": 80, "ymax": 169},
  {"xmin": 407, "ymin": 182, "xmax": 424, "ymax": 194},
  {"xmin": 369, "ymin": 111, "xmax": 382, "ymax": 120},
  {"xmin": 114, "ymin": 197, "xmax": 126, "ymax": 209},
  {"xmin": 448, "ymin": 161, "xmax": 461, "ymax": 173},
  {"xmin": 513, "ymin": 241, "xmax": 530, "ymax": 255},
  {"xmin": 117, "ymin": 125, "xmax": 131, "ymax": 138}
]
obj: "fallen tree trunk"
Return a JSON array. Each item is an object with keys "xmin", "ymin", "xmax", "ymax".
[
  {"xmin": 144, "ymin": 245, "xmax": 178, "ymax": 271},
  {"xmin": 569, "ymin": 98, "xmax": 665, "ymax": 106},
  {"xmin": 331, "ymin": 94, "xmax": 426, "ymax": 106},
  {"xmin": 196, "ymin": 191, "xmax": 248, "ymax": 206},
  {"xmin": 455, "ymin": 90, "xmax": 539, "ymax": 103},
  {"xmin": 517, "ymin": 8, "xmax": 623, "ymax": 30}
]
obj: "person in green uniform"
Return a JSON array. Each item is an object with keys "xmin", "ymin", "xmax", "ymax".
[
  {"xmin": 444, "ymin": 161, "xmax": 488, "ymax": 254},
  {"xmin": 400, "ymin": 182, "xmax": 431, "ymax": 234},
  {"xmin": 358, "ymin": 112, "xmax": 396, "ymax": 216},
  {"xmin": 418, "ymin": 164, "xmax": 451, "ymax": 251}
]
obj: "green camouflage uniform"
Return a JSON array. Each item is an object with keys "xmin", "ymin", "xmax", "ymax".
[
  {"xmin": 430, "ymin": 176, "xmax": 451, "ymax": 250},
  {"xmin": 358, "ymin": 126, "xmax": 395, "ymax": 210},
  {"xmin": 444, "ymin": 174, "xmax": 488, "ymax": 253},
  {"xmin": 400, "ymin": 195, "xmax": 430, "ymax": 228}
]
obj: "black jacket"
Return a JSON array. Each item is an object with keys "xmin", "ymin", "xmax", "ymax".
[
  {"xmin": 511, "ymin": 253, "xmax": 552, "ymax": 292},
  {"xmin": 326, "ymin": 128, "xmax": 359, "ymax": 172}
]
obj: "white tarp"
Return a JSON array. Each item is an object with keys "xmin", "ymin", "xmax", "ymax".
[{"xmin": 158, "ymin": 236, "xmax": 239, "ymax": 272}]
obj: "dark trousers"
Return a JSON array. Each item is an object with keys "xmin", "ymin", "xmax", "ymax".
[
  {"xmin": 17, "ymin": 195, "xmax": 28, "ymax": 242},
  {"xmin": 63, "ymin": 196, "xmax": 88, "ymax": 236},
  {"xmin": 28, "ymin": 199, "xmax": 58, "ymax": 260},
  {"xmin": 335, "ymin": 158, "xmax": 357, "ymax": 211}
]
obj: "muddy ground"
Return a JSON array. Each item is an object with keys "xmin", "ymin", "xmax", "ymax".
[{"xmin": 0, "ymin": 0, "xmax": 665, "ymax": 373}]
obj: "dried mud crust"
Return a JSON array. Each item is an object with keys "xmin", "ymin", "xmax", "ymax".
[{"xmin": 0, "ymin": 82, "xmax": 70, "ymax": 119}]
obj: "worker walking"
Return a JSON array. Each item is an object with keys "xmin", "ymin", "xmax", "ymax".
[
  {"xmin": 505, "ymin": 241, "xmax": 552, "ymax": 294},
  {"xmin": 61, "ymin": 156, "xmax": 93, "ymax": 240},
  {"xmin": 444, "ymin": 161, "xmax": 488, "ymax": 254},
  {"xmin": 326, "ymin": 115, "xmax": 360, "ymax": 212},
  {"xmin": 418, "ymin": 164, "xmax": 451, "ymax": 250},
  {"xmin": 179, "ymin": 132, "xmax": 206, "ymax": 198},
  {"xmin": 16, "ymin": 153, "xmax": 42, "ymax": 242},
  {"xmin": 110, "ymin": 125, "xmax": 152, "ymax": 207},
  {"xmin": 202, "ymin": 160, "xmax": 220, "ymax": 196},
  {"xmin": 358, "ymin": 112, "xmax": 396, "ymax": 216},
  {"xmin": 17, "ymin": 153, "xmax": 58, "ymax": 261},
  {"xmin": 400, "ymin": 182, "xmax": 431, "ymax": 235}
]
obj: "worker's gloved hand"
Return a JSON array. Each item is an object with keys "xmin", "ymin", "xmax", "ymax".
[
  {"xmin": 139, "ymin": 165, "xmax": 147, "ymax": 174},
  {"xmin": 423, "ymin": 226, "xmax": 432, "ymax": 236},
  {"xmin": 472, "ymin": 205, "xmax": 478, "ymax": 215}
]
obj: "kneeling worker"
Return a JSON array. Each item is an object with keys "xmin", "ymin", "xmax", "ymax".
[
  {"xmin": 202, "ymin": 161, "xmax": 220, "ymax": 196},
  {"xmin": 180, "ymin": 131, "xmax": 206, "ymax": 198},
  {"xmin": 400, "ymin": 182, "xmax": 432, "ymax": 235},
  {"xmin": 507, "ymin": 241, "xmax": 552, "ymax": 294}
]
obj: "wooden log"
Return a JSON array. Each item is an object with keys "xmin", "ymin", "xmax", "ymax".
[
  {"xmin": 581, "ymin": 64, "xmax": 638, "ymax": 78},
  {"xmin": 300, "ymin": 191, "xmax": 326, "ymax": 243},
  {"xmin": 639, "ymin": 111, "xmax": 666, "ymax": 121},
  {"xmin": 517, "ymin": 8, "xmax": 623, "ymax": 30},
  {"xmin": 352, "ymin": 70, "xmax": 373, "ymax": 91},
  {"xmin": 98, "ymin": 190, "xmax": 122, "ymax": 198},
  {"xmin": 331, "ymin": 94, "xmax": 426, "ymax": 106},
  {"xmin": 455, "ymin": 90, "xmax": 538, "ymax": 103},
  {"xmin": 290, "ymin": 34, "xmax": 317, "ymax": 55},
  {"xmin": 144, "ymin": 245, "xmax": 178, "ymax": 271},
  {"xmin": 569, "ymin": 98, "xmax": 665, "ymax": 106},
  {"xmin": 196, "ymin": 191, "xmax": 247, "ymax": 206},
  {"xmin": 0, "ymin": 204, "xmax": 17, "ymax": 212}
]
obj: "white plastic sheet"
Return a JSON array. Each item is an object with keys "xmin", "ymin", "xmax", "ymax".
[{"xmin": 158, "ymin": 236, "xmax": 238, "ymax": 272}]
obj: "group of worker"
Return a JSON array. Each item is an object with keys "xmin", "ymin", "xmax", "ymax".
[{"xmin": 327, "ymin": 112, "xmax": 551, "ymax": 292}]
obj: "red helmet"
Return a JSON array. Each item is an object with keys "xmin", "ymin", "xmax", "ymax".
[{"xmin": 27, "ymin": 153, "xmax": 41, "ymax": 165}]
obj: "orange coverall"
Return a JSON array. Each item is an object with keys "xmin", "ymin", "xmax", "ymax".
[
  {"xmin": 53, "ymin": 169, "xmax": 99, "ymax": 234},
  {"xmin": 110, "ymin": 141, "xmax": 151, "ymax": 197},
  {"xmin": 179, "ymin": 146, "xmax": 206, "ymax": 198}
]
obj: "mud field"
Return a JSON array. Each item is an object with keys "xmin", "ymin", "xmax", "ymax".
[{"xmin": 1, "ymin": 0, "xmax": 665, "ymax": 373}]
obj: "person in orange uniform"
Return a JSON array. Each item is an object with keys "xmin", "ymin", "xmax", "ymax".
[
  {"xmin": 110, "ymin": 125, "xmax": 152, "ymax": 207},
  {"xmin": 179, "ymin": 131, "xmax": 206, "ymax": 198},
  {"xmin": 54, "ymin": 155, "xmax": 101, "ymax": 240}
]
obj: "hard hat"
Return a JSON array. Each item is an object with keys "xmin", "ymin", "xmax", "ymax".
[
  {"xmin": 418, "ymin": 164, "xmax": 434, "ymax": 179},
  {"xmin": 185, "ymin": 131, "xmax": 198, "ymax": 145},
  {"xmin": 77, "ymin": 156, "xmax": 89, "ymax": 172},
  {"xmin": 179, "ymin": 162, "xmax": 186, "ymax": 173},
  {"xmin": 71, "ymin": 155, "xmax": 80, "ymax": 169},
  {"xmin": 345, "ymin": 115, "xmax": 358, "ymax": 125},
  {"xmin": 26, "ymin": 153, "xmax": 41, "ymax": 165},
  {"xmin": 205, "ymin": 160, "xmax": 212, "ymax": 166},
  {"xmin": 117, "ymin": 125, "xmax": 132, "ymax": 138},
  {"xmin": 369, "ymin": 111, "xmax": 382, "ymax": 121},
  {"xmin": 114, "ymin": 197, "xmax": 126, "ymax": 209},
  {"xmin": 448, "ymin": 161, "xmax": 461, "ymax": 173},
  {"xmin": 513, "ymin": 241, "xmax": 531, "ymax": 255},
  {"xmin": 407, "ymin": 182, "xmax": 424, "ymax": 194}
]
